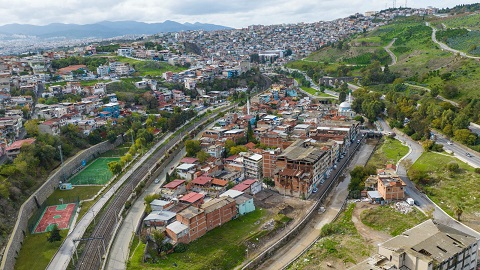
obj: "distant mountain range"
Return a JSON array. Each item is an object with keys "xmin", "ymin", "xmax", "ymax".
[{"xmin": 0, "ymin": 20, "xmax": 233, "ymax": 39}]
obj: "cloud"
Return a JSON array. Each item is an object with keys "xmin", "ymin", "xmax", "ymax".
[{"xmin": 0, "ymin": 0, "xmax": 477, "ymax": 28}]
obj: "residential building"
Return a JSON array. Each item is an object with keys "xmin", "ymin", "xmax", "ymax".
[
  {"xmin": 274, "ymin": 139, "xmax": 329, "ymax": 198},
  {"xmin": 143, "ymin": 210, "xmax": 176, "ymax": 227},
  {"xmin": 166, "ymin": 221, "xmax": 190, "ymax": 244},
  {"xmin": 201, "ymin": 196, "xmax": 237, "ymax": 231},
  {"xmin": 235, "ymin": 194, "xmax": 255, "ymax": 216},
  {"xmin": 5, "ymin": 138, "xmax": 36, "ymax": 159},
  {"xmin": 262, "ymin": 148, "xmax": 281, "ymax": 178},
  {"xmin": 179, "ymin": 192, "xmax": 204, "ymax": 207},
  {"xmin": 231, "ymin": 179, "xmax": 262, "ymax": 195},
  {"xmin": 377, "ymin": 173, "xmax": 406, "ymax": 201},
  {"xmin": 161, "ymin": 179, "xmax": 187, "ymax": 199},
  {"xmin": 243, "ymin": 153, "xmax": 263, "ymax": 179},
  {"xmin": 176, "ymin": 206, "xmax": 207, "ymax": 242},
  {"xmin": 350, "ymin": 219, "xmax": 479, "ymax": 270}
]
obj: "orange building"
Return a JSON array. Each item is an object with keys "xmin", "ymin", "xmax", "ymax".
[
  {"xmin": 176, "ymin": 206, "xmax": 207, "ymax": 242},
  {"xmin": 377, "ymin": 174, "xmax": 406, "ymax": 201}
]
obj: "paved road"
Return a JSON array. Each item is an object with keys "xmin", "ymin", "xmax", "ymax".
[
  {"xmin": 47, "ymin": 131, "xmax": 175, "ymax": 270},
  {"xmin": 106, "ymin": 149, "xmax": 185, "ymax": 270},
  {"xmin": 383, "ymin": 38, "xmax": 397, "ymax": 66},
  {"xmin": 427, "ymin": 22, "xmax": 480, "ymax": 60},
  {"xmin": 377, "ymin": 119, "xmax": 480, "ymax": 238},
  {"xmin": 432, "ymin": 131, "xmax": 480, "ymax": 168}
]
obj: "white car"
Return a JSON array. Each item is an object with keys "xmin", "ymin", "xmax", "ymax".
[{"xmin": 447, "ymin": 141, "xmax": 453, "ymax": 145}]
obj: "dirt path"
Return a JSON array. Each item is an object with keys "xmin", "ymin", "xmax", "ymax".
[
  {"xmin": 383, "ymin": 38, "xmax": 397, "ymax": 66},
  {"xmin": 352, "ymin": 202, "xmax": 391, "ymax": 246}
]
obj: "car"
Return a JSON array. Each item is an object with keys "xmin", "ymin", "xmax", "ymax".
[
  {"xmin": 447, "ymin": 141, "xmax": 453, "ymax": 145},
  {"xmin": 466, "ymin": 152, "xmax": 473, "ymax": 157},
  {"xmin": 312, "ymin": 188, "xmax": 318, "ymax": 193},
  {"xmin": 357, "ymin": 140, "xmax": 360, "ymax": 144},
  {"xmin": 154, "ymin": 178, "xmax": 160, "ymax": 184}
]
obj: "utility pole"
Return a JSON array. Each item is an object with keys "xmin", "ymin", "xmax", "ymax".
[{"xmin": 58, "ymin": 145, "xmax": 66, "ymax": 183}]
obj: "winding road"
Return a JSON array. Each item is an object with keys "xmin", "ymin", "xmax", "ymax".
[
  {"xmin": 383, "ymin": 38, "xmax": 397, "ymax": 66},
  {"xmin": 377, "ymin": 119, "xmax": 480, "ymax": 239},
  {"xmin": 426, "ymin": 22, "xmax": 480, "ymax": 60}
]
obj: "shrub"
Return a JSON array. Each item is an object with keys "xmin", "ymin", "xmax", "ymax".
[
  {"xmin": 174, "ymin": 243, "xmax": 188, "ymax": 253},
  {"xmin": 475, "ymin": 168, "xmax": 480, "ymax": 174},
  {"xmin": 447, "ymin": 162, "xmax": 459, "ymax": 172}
]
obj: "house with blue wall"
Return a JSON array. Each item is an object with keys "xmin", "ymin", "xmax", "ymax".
[
  {"xmin": 235, "ymin": 194, "xmax": 255, "ymax": 215},
  {"xmin": 101, "ymin": 102, "xmax": 120, "ymax": 118}
]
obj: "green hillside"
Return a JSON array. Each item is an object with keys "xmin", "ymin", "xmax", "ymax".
[{"xmin": 287, "ymin": 15, "xmax": 480, "ymax": 100}]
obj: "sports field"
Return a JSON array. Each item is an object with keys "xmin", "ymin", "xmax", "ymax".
[
  {"xmin": 69, "ymin": 157, "xmax": 119, "ymax": 185},
  {"xmin": 33, "ymin": 203, "xmax": 77, "ymax": 233}
]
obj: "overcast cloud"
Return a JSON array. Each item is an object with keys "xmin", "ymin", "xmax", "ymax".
[{"xmin": 0, "ymin": 0, "xmax": 478, "ymax": 28}]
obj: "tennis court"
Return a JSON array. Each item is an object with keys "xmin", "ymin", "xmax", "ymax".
[{"xmin": 69, "ymin": 157, "xmax": 119, "ymax": 185}]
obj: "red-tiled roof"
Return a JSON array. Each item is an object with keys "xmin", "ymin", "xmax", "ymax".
[
  {"xmin": 191, "ymin": 176, "xmax": 213, "ymax": 185},
  {"xmin": 232, "ymin": 183, "xmax": 249, "ymax": 192},
  {"xmin": 179, "ymin": 192, "xmax": 204, "ymax": 203},
  {"xmin": 163, "ymin": 179, "xmax": 185, "ymax": 189},
  {"xmin": 6, "ymin": 138, "xmax": 36, "ymax": 151},
  {"xmin": 181, "ymin": 157, "xmax": 199, "ymax": 164},
  {"xmin": 243, "ymin": 179, "xmax": 257, "ymax": 185},
  {"xmin": 211, "ymin": 178, "xmax": 228, "ymax": 187}
]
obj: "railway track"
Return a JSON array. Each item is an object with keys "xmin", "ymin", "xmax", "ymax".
[{"xmin": 75, "ymin": 109, "xmax": 230, "ymax": 270}]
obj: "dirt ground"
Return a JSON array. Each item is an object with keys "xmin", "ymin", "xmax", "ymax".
[
  {"xmin": 248, "ymin": 189, "xmax": 315, "ymax": 253},
  {"xmin": 351, "ymin": 202, "xmax": 391, "ymax": 246}
]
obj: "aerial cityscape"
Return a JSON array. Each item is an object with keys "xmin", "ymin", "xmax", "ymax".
[{"xmin": 0, "ymin": 1, "xmax": 479, "ymax": 270}]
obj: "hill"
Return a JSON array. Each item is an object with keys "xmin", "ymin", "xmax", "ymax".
[{"xmin": 0, "ymin": 20, "xmax": 233, "ymax": 39}]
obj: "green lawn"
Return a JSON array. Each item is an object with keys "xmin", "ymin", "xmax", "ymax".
[
  {"xmin": 361, "ymin": 206, "xmax": 427, "ymax": 236},
  {"xmin": 409, "ymin": 152, "xmax": 480, "ymax": 218},
  {"xmin": 15, "ymin": 230, "xmax": 68, "ymax": 270},
  {"xmin": 48, "ymin": 186, "xmax": 102, "ymax": 203},
  {"xmin": 367, "ymin": 137, "xmax": 409, "ymax": 169},
  {"xmin": 128, "ymin": 209, "xmax": 267, "ymax": 270},
  {"xmin": 300, "ymin": 86, "xmax": 336, "ymax": 98},
  {"xmin": 115, "ymin": 56, "xmax": 187, "ymax": 76},
  {"xmin": 288, "ymin": 204, "xmax": 373, "ymax": 270}
]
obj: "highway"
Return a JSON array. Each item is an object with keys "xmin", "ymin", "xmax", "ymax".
[{"xmin": 433, "ymin": 131, "xmax": 480, "ymax": 168}]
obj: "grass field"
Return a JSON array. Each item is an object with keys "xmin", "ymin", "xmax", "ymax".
[
  {"xmin": 69, "ymin": 157, "xmax": 119, "ymax": 185},
  {"xmin": 300, "ymin": 86, "xmax": 336, "ymax": 98},
  {"xmin": 48, "ymin": 186, "xmax": 102, "ymax": 202},
  {"xmin": 15, "ymin": 230, "xmax": 68, "ymax": 270},
  {"xmin": 115, "ymin": 56, "xmax": 187, "ymax": 76},
  {"xmin": 288, "ymin": 204, "xmax": 373, "ymax": 270},
  {"xmin": 361, "ymin": 206, "xmax": 427, "ymax": 236},
  {"xmin": 439, "ymin": 13, "xmax": 480, "ymax": 31},
  {"xmin": 367, "ymin": 137, "xmax": 409, "ymax": 169},
  {"xmin": 128, "ymin": 209, "xmax": 267, "ymax": 270},
  {"xmin": 409, "ymin": 152, "xmax": 480, "ymax": 221}
]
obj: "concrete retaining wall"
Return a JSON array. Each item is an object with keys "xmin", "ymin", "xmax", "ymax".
[{"xmin": 0, "ymin": 137, "xmax": 124, "ymax": 270}]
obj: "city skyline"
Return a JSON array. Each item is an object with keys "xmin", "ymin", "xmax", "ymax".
[{"xmin": 0, "ymin": 0, "xmax": 478, "ymax": 29}]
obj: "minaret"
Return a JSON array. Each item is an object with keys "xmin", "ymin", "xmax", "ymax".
[
  {"xmin": 247, "ymin": 97, "xmax": 251, "ymax": 115},
  {"xmin": 348, "ymin": 92, "xmax": 352, "ymax": 103}
]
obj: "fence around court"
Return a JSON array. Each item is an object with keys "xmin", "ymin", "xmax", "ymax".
[
  {"xmin": 28, "ymin": 196, "xmax": 81, "ymax": 233},
  {"xmin": 0, "ymin": 136, "xmax": 124, "ymax": 270}
]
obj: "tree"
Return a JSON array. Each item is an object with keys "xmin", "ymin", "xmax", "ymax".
[
  {"xmin": 454, "ymin": 129, "xmax": 477, "ymax": 145},
  {"xmin": 453, "ymin": 203, "xmax": 464, "ymax": 221},
  {"xmin": 108, "ymin": 161, "xmax": 122, "ymax": 175},
  {"xmin": 442, "ymin": 84, "xmax": 459, "ymax": 99},
  {"xmin": 247, "ymin": 122, "xmax": 255, "ymax": 143},
  {"xmin": 107, "ymin": 131, "xmax": 117, "ymax": 144},
  {"xmin": 47, "ymin": 224, "xmax": 62, "ymax": 242},
  {"xmin": 339, "ymin": 91, "xmax": 347, "ymax": 103},
  {"xmin": 185, "ymin": 140, "xmax": 201, "ymax": 157},
  {"xmin": 24, "ymin": 120, "xmax": 39, "ymax": 137},
  {"xmin": 196, "ymin": 150, "xmax": 210, "ymax": 163}
]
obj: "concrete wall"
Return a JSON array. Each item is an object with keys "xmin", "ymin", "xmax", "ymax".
[{"xmin": 0, "ymin": 136, "xmax": 123, "ymax": 270}]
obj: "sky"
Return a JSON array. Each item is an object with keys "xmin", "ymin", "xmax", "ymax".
[{"xmin": 0, "ymin": 0, "xmax": 478, "ymax": 28}]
